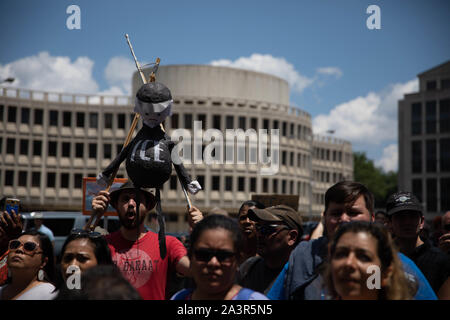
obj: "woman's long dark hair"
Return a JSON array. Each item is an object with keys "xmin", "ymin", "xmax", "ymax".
[
  {"xmin": 19, "ymin": 230, "xmax": 56, "ymax": 284},
  {"xmin": 188, "ymin": 214, "xmax": 243, "ymax": 259},
  {"xmin": 59, "ymin": 233, "xmax": 113, "ymax": 266}
]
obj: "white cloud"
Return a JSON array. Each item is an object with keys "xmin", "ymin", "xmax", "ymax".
[
  {"xmin": 210, "ymin": 54, "xmax": 314, "ymax": 94},
  {"xmin": 0, "ymin": 51, "xmax": 99, "ymax": 94},
  {"xmin": 313, "ymin": 78, "xmax": 418, "ymax": 172},
  {"xmin": 316, "ymin": 67, "xmax": 342, "ymax": 78},
  {"xmin": 313, "ymin": 78, "xmax": 418, "ymax": 144},
  {"xmin": 376, "ymin": 144, "xmax": 398, "ymax": 172},
  {"xmin": 104, "ymin": 56, "xmax": 135, "ymax": 95},
  {"xmin": 0, "ymin": 52, "xmax": 136, "ymax": 99}
]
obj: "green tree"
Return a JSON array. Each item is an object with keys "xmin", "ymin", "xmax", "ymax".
[{"xmin": 353, "ymin": 152, "xmax": 397, "ymax": 209}]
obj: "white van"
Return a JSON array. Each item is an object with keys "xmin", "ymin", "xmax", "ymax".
[{"xmin": 21, "ymin": 211, "xmax": 120, "ymax": 259}]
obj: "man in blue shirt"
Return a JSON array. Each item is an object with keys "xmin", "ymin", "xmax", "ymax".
[{"xmin": 267, "ymin": 181, "xmax": 437, "ymax": 300}]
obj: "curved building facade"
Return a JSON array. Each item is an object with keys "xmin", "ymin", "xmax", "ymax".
[{"xmin": 1, "ymin": 65, "xmax": 353, "ymax": 231}]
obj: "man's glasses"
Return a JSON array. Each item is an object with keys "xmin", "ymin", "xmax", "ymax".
[
  {"xmin": 70, "ymin": 228, "xmax": 102, "ymax": 239},
  {"xmin": 9, "ymin": 239, "xmax": 42, "ymax": 254},
  {"xmin": 255, "ymin": 224, "xmax": 289, "ymax": 237},
  {"xmin": 193, "ymin": 248, "xmax": 236, "ymax": 263},
  {"xmin": 444, "ymin": 224, "xmax": 450, "ymax": 232}
]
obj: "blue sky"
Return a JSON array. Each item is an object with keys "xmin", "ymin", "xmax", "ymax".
[{"xmin": 1, "ymin": 0, "xmax": 449, "ymax": 171}]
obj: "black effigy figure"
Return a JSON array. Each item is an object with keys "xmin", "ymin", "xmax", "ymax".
[{"xmin": 97, "ymin": 82, "xmax": 201, "ymax": 259}]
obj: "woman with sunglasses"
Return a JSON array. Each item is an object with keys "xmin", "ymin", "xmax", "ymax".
[
  {"xmin": 58, "ymin": 229, "xmax": 113, "ymax": 289},
  {"xmin": 171, "ymin": 214, "xmax": 268, "ymax": 300},
  {"xmin": 0, "ymin": 230, "xmax": 57, "ymax": 300}
]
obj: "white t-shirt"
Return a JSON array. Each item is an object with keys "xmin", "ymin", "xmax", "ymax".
[{"xmin": 0, "ymin": 282, "xmax": 58, "ymax": 300}]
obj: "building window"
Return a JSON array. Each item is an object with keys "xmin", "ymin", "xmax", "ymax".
[
  {"xmin": 213, "ymin": 115, "xmax": 221, "ymax": 130},
  {"xmin": 273, "ymin": 179, "xmax": 278, "ymax": 193},
  {"xmin": 412, "ymin": 179, "xmax": 422, "ymax": 202},
  {"xmin": 441, "ymin": 78, "xmax": 450, "ymax": 90},
  {"xmin": 226, "ymin": 116, "xmax": 234, "ymax": 130},
  {"xmin": 441, "ymin": 178, "xmax": 450, "ymax": 211},
  {"xmin": 49, "ymin": 110, "xmax": 58, "ymax": 126},
  {"xmin": 6, "ymin": 138, "xmax": 15, "ymax": 154},
  {"xmin": 197, "ymin": 175, "xmax": 205, "ymax": 189},
  {"xmin": 7, "ymin": 106, "xmax": 17, "ymax": 122},
  {"xmin": 411, "ymin": 103, "xmax": 421, "ymax": 135},
  {"xmin": 18, "ymin": 171, "xmax": 27, "ymax": 187},
  {"xmin": 425, "ymin": 101, "xmax": 436, "ymax": 134},
  {"xmin": 32, "ymin": 172, "xmax": 40, "ymax": 187},
  {"xmin": 250, "ymin": 117, "xmax": 257, "ymax": 130},
  {"xmin": 21, "ymin": 107, "xmax": 30, "ymax": 124},
  {"xmin": 282, "ymin": 151, "xmax": 287, "ymax": 166},
  {"xmin": 263, "ymin": 178, "xmax": 268, "ymax": 193},
  {"xmin": 297, "ymin": 125, "xmax": 302, "ymax": 139},
  {"xmin": 74, "ymin": 173, "xmax": 82, "ymax": 189},
  {"xmin": 20, "ymin": 139, "xmax": 28, "ymax": 155},
  {"xmin": 440, "ymin": 138, "xmax": 450, "ymax": 172},
  {"xmin": 212, "ymin": 176, "xmax": 220, "ymax": 191},
  {"xmin": 47, "ymin": 172, "xmax": 56, "ymax": 188},
  {"xmin": 61, "ymin": 142, "xmax": 70, "ymax": 158},
  {"xmin": 197, "ymin": 114, "xmax": 206, "ymax": 129},
  {"xmin": 171, "ymin": 113, "xmax": 179, "ymax": 129},
  {"xmin": 250, "ymin": 177, "xmax": 256, "ymax": 192},
  {"xmin": 282, "ymin": 122, "xmax": 287, "ymax": 137},
  {"xmin": 411, "ymin": 141, "xmax": 422, "ymax": 173},
  {"xmin": 116, "ymin": 144, "xmax": 123, "ymax": 154},
  {"xmin": 63, "ymin": 111, "xmax": 72, "ymax": 127},
  {"xmin": 75, "ymin": 143, "xmax": 84, "ymax": 158},
  {"xmin": 48, "ymin": 141, "xmax": 57, "ymax": 157},
  {"xmin": 426, "ymin": 178, "xmax": 437, "ymax": 212},
  {"xmin": 426, "ymin": 140, "xmax": 437, "ymax": 172},
  {"xmin": 33, "ymin": 140, "xmax": 42, "ymax": 156},
  {"xmin": 76, "ymin": 112, "xmax": 85, "ymax": 128},
  {"xmin": 170, "ymin": 175, "xmax": 177, "ymax": 190},
  {"xmin": 5, "ymin": 170, "xmax": 14, "ymax": 186},
  {"xmin": 117, "ymin": 113, "xmax": 125, "ymax": 129},
  {"xmin": 103, "ymin": 144, "xmax": 111, "ymax": 159},
  {"xmin": 440, "ymin": 99, "xmax": 450, "ymax": 133},
  {"xmin": 104, "ymin": 113, "xmax": 113, "ymax": 129},
  {"xmin": 34, "ymin": 109, "xmax": 43, "ymax": 125},
  {"xmin": 225, "ymin": 176, "xmax": 233, "ymax": 191},
  {"xmin": 238, "ymin": 117, "xmax": 246, "ymax": 130},
  {"xmin": 282, "ymin": 180, "xmax": 286, "ymax": 194},
  {"xmin": 273, "ymin": 120, "xmax": 279, "ymax": 130},
  {"xmin": 89, "ymin": 113, "xmax": 98, "ymax": 129},
  {"xmin": 426, "ymin": 80, "xmax": 437, "ymax": 91},
  {"xmin": 263, "ymin": 119, "xmax": 269, "ymax": 130},
  {"xmin": 184, "ymin": 114, "xmax": 193, "ymax": 130},
  {"xmin": 0, "ymin": 104, "xmax": 3, "ymax": 121},
  {"xmin": 61, "ymin": 173, "xmax": 69, "ymax": 188},
  {"xmin": 89, "ymin": 143, "xmax": 97, "ymax": 158}
]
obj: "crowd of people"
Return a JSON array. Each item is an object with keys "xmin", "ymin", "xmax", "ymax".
[{"xmin": 0, "ymin": 180, "xmax": 449, "ymax": 300}]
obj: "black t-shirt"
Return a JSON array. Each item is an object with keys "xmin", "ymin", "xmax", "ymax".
[
  {"xmin": 237, "ymin": 256, "xmax": 283, "ymax": 295},
  {"xmin": 410, "ymin": 240, "xmax": 450, "ymax": 293}
]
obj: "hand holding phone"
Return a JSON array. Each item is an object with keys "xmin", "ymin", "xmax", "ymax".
[{"xmin": 4, "ymin": 198, "xmax": 20, "ymax": 216}]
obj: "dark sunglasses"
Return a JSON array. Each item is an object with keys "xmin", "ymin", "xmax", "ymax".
[
  {"xmin": 9, "ymin": 239, "xmax": 42, "ymax": 254},
  {"xmin": 444, "ymin": 224, "xmax": 450, "ymax": 232},
  {"xmin": 70, "ymin": 228, "xmax": 102, "ymax": 239},
  {"xmin": 193, "ymin": 248, "xmax": 236, "ymax": 263},
  {"xmin": 255, "ymin": 224, "xmax": 289, "ymax": 236}
]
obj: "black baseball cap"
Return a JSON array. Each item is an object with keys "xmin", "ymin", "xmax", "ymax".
[
  {"xmin": 109, "ymin": 180, "xmax": 155, "ymax": 210},
  {"xmin": 248, "ymin": 205, "xmax": 303, "ymax": 232},
  {"xmin": 386, "ymin": 191, "xmax": 423, "ymax": 216}
]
